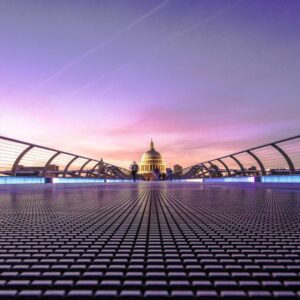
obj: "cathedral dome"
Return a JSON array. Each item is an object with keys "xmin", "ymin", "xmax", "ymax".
[
  {"xmin": 141, "ymin": 147, "xmax": 162, "ymax": 161},
  {"xmin": 139, "ymin": 140, "xmax": 166, "ymax": 177}
]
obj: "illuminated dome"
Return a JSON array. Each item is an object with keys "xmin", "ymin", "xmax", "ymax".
[{"xmin": 139, "ymin": 139, "xmax": 166, "ymax": 176}]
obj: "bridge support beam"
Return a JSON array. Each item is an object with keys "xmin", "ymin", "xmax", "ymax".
[
  {"xmin": 43, "ymin": 151, "xmax": 60, "ymax": 177},
  {"xmin": 247, "ymin": 150, "xmax": 266, "ymax": 176},
  {"xmin": 230, "ymin": 155, "xmax": 246, "ymax": 177},
  {"xmin": 272, "ymin": 144, "xmax": 295, "ymax": 174},
  {"xmin": 63, "ymin": 156, "xmax": 79, "ymax": 177},
  {"xmin": 217, "ymin": 159, "xmax": 231, "ymax": 176},
  {"xmin": 11, "ymin": 145, "xmax": 34, "ymax": 176},
  {"xmin": 78, "ymin": 159, "xmax": 92, "ymax": 177},
  {"xmin": 201, "ymin": 163, "xmax": 212, "ymax": 178}
]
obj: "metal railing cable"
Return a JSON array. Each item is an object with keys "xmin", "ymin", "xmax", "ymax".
[
  {"xmin": 174, "ymin": 135, "xmax": 300, "ymax": 179},
  {"xmin": 0, "ymin": 136, "xmax": 132, "ymax": 179}
]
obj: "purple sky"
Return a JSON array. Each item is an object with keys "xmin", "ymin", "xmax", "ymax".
[{"xmin": 0, "ymin": 0, "xmax": 299, "ymax": 168}]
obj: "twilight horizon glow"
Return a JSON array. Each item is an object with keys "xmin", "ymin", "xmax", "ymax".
[{"xmin": 0, "ymin": 0, "xmax": 299, "ymax": 169}]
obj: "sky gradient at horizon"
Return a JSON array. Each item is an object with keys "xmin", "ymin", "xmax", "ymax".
[{"xmin": 0, "ymin": 0, "xmax": 299, "ymax": 169}]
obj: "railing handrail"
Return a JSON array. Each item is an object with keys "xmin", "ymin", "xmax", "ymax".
[
  {"xmin": 216, "ymin": 135, "xmax": 300, "ymax": 161},
  {"xmin": 0, "ymin": 135, "xmax": 96, "ymax": 162},
  {"xmin": 174, "ymin": 134, "xmax": 300, "ymax": 179},
  {"xmin": 0, "ymin": 135, "xmax": 132, "ymax": 179}
]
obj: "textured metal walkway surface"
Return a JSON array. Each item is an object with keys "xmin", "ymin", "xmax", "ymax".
[{"xmin": 0, "ymin": 182, "xmax": 300, "ymax": 299}]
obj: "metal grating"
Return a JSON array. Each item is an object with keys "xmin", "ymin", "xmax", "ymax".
[{"xmin": 0, "ymin": 182, "xmax": 299, "ymax": 298}]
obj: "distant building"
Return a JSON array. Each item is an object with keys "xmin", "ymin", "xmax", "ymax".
[
  {"xmin": 174, "ymin": 164, "xmax": 183, "ymax": 173},
  {"xmin": 139, "ymin": 139, "xmax": 166, "ymax": 180},
  {"xmin": 16, "ymin": 165, "xmax": 59, "ymax": 177}
]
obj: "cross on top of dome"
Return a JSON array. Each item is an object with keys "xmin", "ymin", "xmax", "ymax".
[{"xmin": 150, "ymin": 138, "xmax": 154, "ymax": 150}]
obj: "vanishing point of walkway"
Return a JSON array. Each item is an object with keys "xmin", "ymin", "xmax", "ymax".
[{"xmin": 0, "ymin": 182, "xmax": 300, "ymax": 299}]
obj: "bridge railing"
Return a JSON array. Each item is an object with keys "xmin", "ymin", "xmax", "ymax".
[
  {"xmin": 0, "ymin": 136, "xmax": 132, "ymax": 179},
  {"xmin": 174, "ymin": 135, "xmax": 300, "ymax": 179}
]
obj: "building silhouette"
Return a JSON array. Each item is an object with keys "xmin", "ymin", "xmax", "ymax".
[{"xmin": 174, "ymin": 164, "xmax": 183, "ymax": 173}]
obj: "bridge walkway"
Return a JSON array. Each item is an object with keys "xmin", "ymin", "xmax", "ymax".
[{"xmin": 0, "ymin": 182, "xmax": 299, "ymax": 298}]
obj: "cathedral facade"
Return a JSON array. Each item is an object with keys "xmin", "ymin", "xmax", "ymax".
[{"xmin": 139, "ymin": 140, "xmax": 166, "ymax": 180}]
